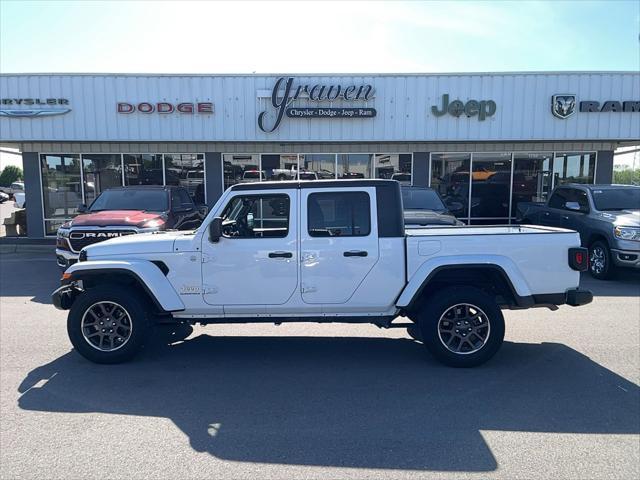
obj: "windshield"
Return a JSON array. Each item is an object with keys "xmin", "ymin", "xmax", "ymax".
[
  {"xmin": 89, "ymin": 189, "xmax": 168, "ymax": 212},
  {"xmin": 401, "ymin": 188, "xmax": 447, "ymax": 211},
  {"xmin": 592, "ymin": 188, "xmax": 640, "ymax": 211}
]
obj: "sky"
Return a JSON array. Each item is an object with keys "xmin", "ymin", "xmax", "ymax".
[{"xmin": 0, "ymin": 0, "xmax": 639, "ymax": 74}]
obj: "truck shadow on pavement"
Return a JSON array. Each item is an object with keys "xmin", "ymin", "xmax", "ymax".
[{"xmin": 17, "ymin": 336, "xmax": 640, "ymax": 472}]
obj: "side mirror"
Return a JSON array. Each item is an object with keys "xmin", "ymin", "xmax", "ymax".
[
  {"xmin": 565, "ymin": 201, "xmax": 584, "ymax": 212},
  {"xmin": 209, "ymin": 217, "xmax": 222, "ymax": 242},
  {"xmin": 78, "ymin": 203, "xmax": 88, "ymax": 213}
]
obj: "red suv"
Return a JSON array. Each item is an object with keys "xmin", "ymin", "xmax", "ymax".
[{"xmin": 56, "ymin": 186, "xmax": 204, "ymax": 268}]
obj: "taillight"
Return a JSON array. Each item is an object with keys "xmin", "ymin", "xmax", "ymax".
[{"xmin": 568, "ymin": 247, "xmax": 589, "ymax": 271}]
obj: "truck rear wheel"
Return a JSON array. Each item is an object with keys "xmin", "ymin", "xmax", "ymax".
[
  {"xmin": 67, "ymin": 285, "xmax": 150, "ymax": 364},
  {"xmin": 417, "ymin": 286, "xmax": 505, "ymax": 367}
]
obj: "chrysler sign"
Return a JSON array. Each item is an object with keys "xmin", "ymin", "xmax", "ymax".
[{"xmin": 0, "ymin": 97, "xmax": 71, "ymax": 118}]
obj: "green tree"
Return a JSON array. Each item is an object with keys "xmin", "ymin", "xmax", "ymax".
[
  {"xmin": 0, "ymin": 165, "xmax": 23, "ymax": 186},
  {"xmin": 613, "ymin": 168, "xmax": 640, "ymax": 186}
]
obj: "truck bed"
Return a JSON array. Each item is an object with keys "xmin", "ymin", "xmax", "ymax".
[{"xmin": 404, "ymin": 224, "xmax": 581, "ymax": 296}]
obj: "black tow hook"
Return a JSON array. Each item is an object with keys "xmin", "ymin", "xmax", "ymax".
[{"xmin": 51, "ymin": 284, "xmax": 82, "ymax": 310}]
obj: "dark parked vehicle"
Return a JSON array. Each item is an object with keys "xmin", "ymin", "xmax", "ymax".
[
  {"xmin": 401, "ymin": 186, "xmax": 465, "ymax": 227},
  {"xmin": 223, "ymin": 160, "xmax": 244, "ymax": 183},
  {"xmin": 56, "ymin": 186, "xmax": 205, "ymax": 268},
  {"xmin": 517, "ymin": 184, "xmax": 640, "ymax": 279}
]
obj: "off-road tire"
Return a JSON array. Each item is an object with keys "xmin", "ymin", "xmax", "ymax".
[
  {"xmin": 67, "ymin": 285, "xmax": 150, "ymax": 364},
  {"xmin": 416, "ymin": 286, "xmax": 505, "ymax": 367}
]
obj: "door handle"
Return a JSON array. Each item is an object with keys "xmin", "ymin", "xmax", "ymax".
[
  {"xmin": 543, "ymin": 212, "xmax": 550, "ymax": 216},
  {"xmin": 344, "ymin": 250, "xmax": 368, "ymax": 257},
  {"xmin": 562, "ymin": 216, "xmax": 569, "ymax": 220},
  {"xmin": 268, "ymin": 251, "xmax": 293, "ymax": 258}
]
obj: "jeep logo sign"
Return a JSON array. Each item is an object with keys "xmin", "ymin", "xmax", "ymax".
[{"xmin": 431, "ymin": 94, "xmax": 497, "ymax": 121}]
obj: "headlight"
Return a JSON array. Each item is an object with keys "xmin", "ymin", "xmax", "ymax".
[
  {"xmin": 142, "ymin": 219, "xmax": 165, "ymax": 229},
  {"xmin": 57, "ymin": 228, "xmax": 70, "ymax": 239},
  {"xmin": 614, "ymin": 226, "xmax": 640, "ymax": 241}
]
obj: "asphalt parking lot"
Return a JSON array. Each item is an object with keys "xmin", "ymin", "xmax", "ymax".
[{"xmin": 0, "ymin": 251, "xmax": 638, "ymax": 480}]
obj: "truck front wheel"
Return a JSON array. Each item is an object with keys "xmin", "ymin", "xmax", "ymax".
[
  {"xmin": 416, "ymin": 286, "xmax": 505, "ymax": 367},
  {"xmin": 67, "ymin": 285, "xmax": 149, "ymax": 364},
  {"xmin": 589, "ymin": 240, "xmax": 612, "ymax": 280}
]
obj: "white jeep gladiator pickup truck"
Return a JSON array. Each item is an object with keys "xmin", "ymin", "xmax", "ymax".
[{"xmin": 52, "ymin": 180, "xmax": 592, "ymax": 367}]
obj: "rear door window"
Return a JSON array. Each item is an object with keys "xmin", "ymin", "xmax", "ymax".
[
  {"xmin": 549, "ymin": 189, "xmax": 570, "ymax": 209},
  {"xmin": 307, "ymin": 192, "xmax": 371, "ymax": 237}
]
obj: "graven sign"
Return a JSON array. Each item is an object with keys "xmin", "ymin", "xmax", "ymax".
[{"xmin": 258, "ymin": 77, "xmax": 376, "ymax": 132}]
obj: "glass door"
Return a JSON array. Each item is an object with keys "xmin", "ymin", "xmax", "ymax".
[
  {"xmin": 430, "ymin": 153, "xmax": 471, "ymax": 222},
  {"xmin": 469, "ymin": 153, "xmax": 512, "ymax": 224}
]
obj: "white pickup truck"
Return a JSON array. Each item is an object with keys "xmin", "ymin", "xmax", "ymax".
[{"xmin": 52, "ymin": 180, "xmax": 592, "ymax": 367}]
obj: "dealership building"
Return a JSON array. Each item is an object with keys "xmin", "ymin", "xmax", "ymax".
[{"xmin": 0, "ymin": 71, "xmax": 638, "ymax": 238}]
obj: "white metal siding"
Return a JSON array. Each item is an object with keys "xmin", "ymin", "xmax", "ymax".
[{"xmin": 1, "ymin": 72, "xmax": 638, "ymax": 142}]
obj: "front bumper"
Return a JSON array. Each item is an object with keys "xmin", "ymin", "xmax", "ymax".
[
  {"xmin": 56, "ymin": 248, "xmax": 78, "ymax": 268},
  {"xmin": 611, "ymin": 248, "xmax": 640, "ymax": 269}
]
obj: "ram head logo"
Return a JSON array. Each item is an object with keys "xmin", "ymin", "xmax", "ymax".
[{"xmin": 552, "ymin": 94, "xmax": 576, "ymax": 119}]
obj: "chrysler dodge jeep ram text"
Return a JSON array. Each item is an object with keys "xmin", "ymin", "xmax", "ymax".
[
  {"xmin": 56, "ymin": 185, "xmax": 204, "ymax": 268},
  {"xmin": 52, "ymin": 180, "xmax": 592, "ymax": 367}
]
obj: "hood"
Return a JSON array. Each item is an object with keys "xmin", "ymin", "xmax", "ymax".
[
  {"xmin": 84, "ymin": 230, "xmax": 191, "ymax": 257},
  {"xmin": 403, "ymin": 209, "xmax": 462, "ymax": 226},
  {"xmin": 597, "ymin": 209, "xmax": 640, "ymax": 227},
  {"xmin": 69, "ymin": 210, "xmax": 164, "ymax": 228}
]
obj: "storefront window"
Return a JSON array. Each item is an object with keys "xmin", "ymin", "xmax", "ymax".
[
  {"xmin": 430, "ymin": 153, "xmax": 471, "ymax": 220},
  {"xmin": 299, "ymin": 154, "xmax": 336, "ymax": 180},
  {"xmin": 469, "ymin": 153, "xmax": 512, "ymax": 223},
  {"xmin": 82, "ymin": 154, "xmax": 123, "ymax": 206},
  {"xmin": 374, "ymin": 154, "xmax": 412, "ymax": 184},
  {"xmin": 553, "ymin": 152, "xmax": 596, "ymax": 186},
  {"xmin": 337, "ymin": 154, "xmax": 373, "ymax": 179},
  {"xmin": 223, "ymin": 154, "xmax": 259, "ymax": 189},
  {"xmin": 164, "ymin": 154, "xmax": 205, "ymax": 204},
  {"xmin": 40, "ymin": 154, "xmax": 82, "ymax": 234},
  {"xmin": 261, "ymin": 154, "xmax": 298, "ymax": 181},
  {"xmin": 511, "ymin": 152, "xmax": 553, "ymax": 217},
  {"xmin": 123, "ymin": 154, "xmax": 163, "ymax": 186}
]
